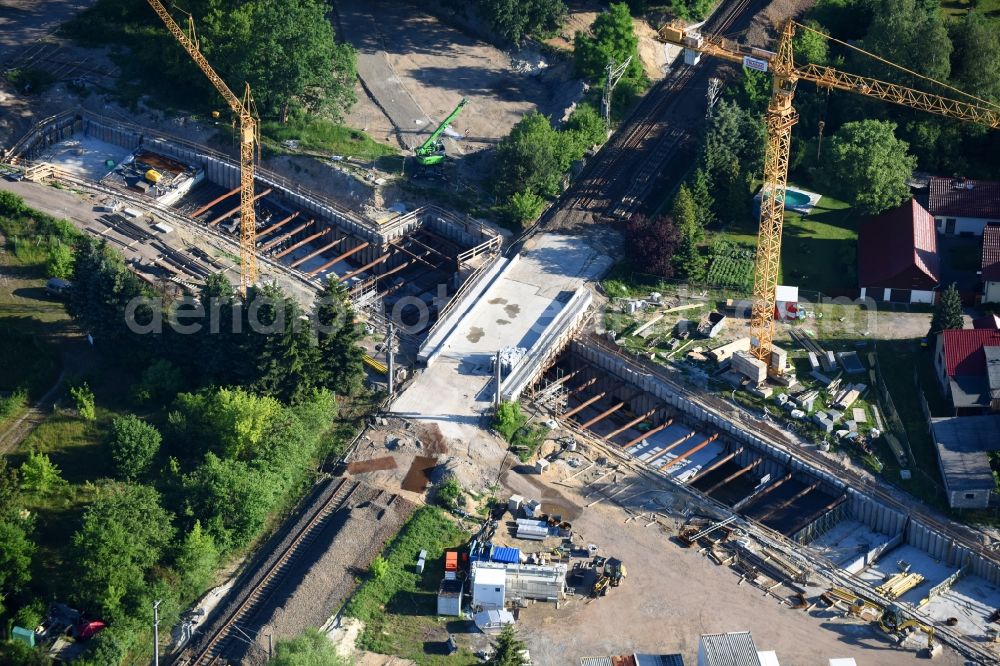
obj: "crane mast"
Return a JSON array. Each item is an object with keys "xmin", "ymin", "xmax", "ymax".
[
  {"xmin": 657, "ymin": 20, "xmax": 1000, "ymax": 368},
  {"xmin": 146, "ymin": 0, "xmax": 258, "ymax": 294}
]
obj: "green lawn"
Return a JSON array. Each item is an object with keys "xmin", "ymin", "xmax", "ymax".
[
  {"xmin": 343, "ymin": 507, "xmax": 478, "ymax": 665},
  {"xmin": 261, "ymin": 117, "xmax": 399, "ymax": 162},
  {"xmin": 709, "ymin": 191, "xmax": 857, "ymax": 296},
  {"xmin": 779, "ymin": 195, "xmax": 857, "ymax": 294},
  {"xmin": 941, "ymin": 0, "xmax": 1000, "ymax": 19}
]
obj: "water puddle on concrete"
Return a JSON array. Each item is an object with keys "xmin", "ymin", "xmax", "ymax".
[
  {"xmin": 496, "ymin": 319, "xmax": 510, "ymax": 326},
  {"xmin": 504, "ymin": 304, "xmax": 520, "ymax": 318},
  {"xmin": 488, "ymin": 297, "xmax": 508, "ymax": 304},
  {"xmin": 467, "ymin": 326, "xmax": 484, "ymax": 342},
  {"xmin": 401, "ymin": 455, "xmax": 438, "ymax": 492}
]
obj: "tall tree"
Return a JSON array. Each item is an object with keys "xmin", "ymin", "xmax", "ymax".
[
  {"xmin": 0, "ymin": 520, "xmax": 35, "ymax": 617},
  {"xmin": 950, "ymin": 12, "xmax": 1000, "ymax": 104},
  {"xmin": 574, "ymin": 3, "xmax": 646, "ymax": 88},
  {"xmin": 493, "ymin": 112, "xmax": 566, "ymax": 198},
  {"xmin": 816, "ymin": 120, "xmax": 916, "ymax": 214},
  {"xmin": 182, "ymin": 453, "xmax": 278, "ymax": 553},
  {"xmin": 929, "ymin": 283, "xmax": 964, "ymax": 335},
  {"xmin": 488, "ymin": 624, "xmax": 529, "ymax": 666},
  {"xmin": 859, "ymin": 0, "xmax": 951, "ymax": 84},
  {"xmin": 71, "ymin": 484, "xmax": 175, "ymax": 620},
  {"xmin": 255, "ymin": 293, "xmax": 320, "ymax": 404},
  {"xmin": 673, "ymin": 233, "xmax": 707, "ymax": 282},
  {"xmin": 107, "ymin": 415, "xmax": 162, "ymax": 481},
  {"xmin": 173, "ymin": 520, "xmax": 219, "ymax": 600},
  {"xmin": 671, "ymin": 184, "xmax": 703, "ymax": 241},
  {"xmin": 476, "ymin": 0, "xmax": 567, "ymax": 44},
  {"xmin": 793, "ymin": 20, "xmax": 830, "ymax": 65},
  {"xmin": 200, "ymin": 0, "xmax": 356, "ymax": 118},
  {"xmin": 314, "ymin": 279, "xmax": 366, "ymax": 396},
  {"xmin": 624, "ymin": 214, "xmax": 682, "ymax": 278}
]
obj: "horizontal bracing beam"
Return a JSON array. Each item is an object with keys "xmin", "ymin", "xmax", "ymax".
[
  {"xmin": 309, "ymin": 242, "xmax": 370, "ymax": 276},
  {"xmin": 660, "ymin": 433, "xmax": 720, "ymax": 471},
  {"xmin": 579, "ymin": 401, "xmax": 625, "ymax": 430},
  {"xmin": 259, "ymin": 221, "xmax": 311, "ymax": 253},
  {"xmin": 561, "ymin": 392, "xmax": 607, "ymax": 420},
  {"xmin": 755, "ymin": 482, "xmax": 820, "ymax": 522},
  {"xmin": 289, "ymin": 238, "xmax": 345, "ymax": 269},
  {"xmin": 206, "ymin": 187, "xmax": 272, "ymax": 226},
  {"xmin": 256, "ymin": 211, "xmax": 299, "ymax": 240},
  {"xmin": 273, "ymin": 230, "xmax": 328, "ymax": 260},
  {"xmin": 622, "ymin": 419, "xmax": 674, "ymax": 450},
  {"xmin": 604, "ymin": 408, "xmax": 658, "ymax": 441},
  {"xmin": 688, "ymin": 447, "xmax": 744, "ymax": 485},
  {"xmin": 702, "ymin": 458, "xmax": 762, "ymax": 496},
  {"xmin": 643, "ymin": 428, "xmax": 696, "ymax": 464},
  {"xmin": 786, "ymin": 494, "xmax": 847, "ymax": 536},
  {"xmin": 732, "ymin": 472, "xmax": 792, "ymax": 512},
  {"xmin": 338, "ymin": 252, "xmax": 391, "ymax": 282},
  {"xmin": 189, "ymin": 186, "xmax": 240, "ymax": 219}
]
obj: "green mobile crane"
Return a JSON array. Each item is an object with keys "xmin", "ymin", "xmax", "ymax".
[{"xmin": 415, "ymin": 98, "xmax": 468, "ymax": 166}]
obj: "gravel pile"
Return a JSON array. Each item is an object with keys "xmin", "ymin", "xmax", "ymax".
[{"xmin": 236, "ymin": 484, "xmax": 417, "ymax": 665}]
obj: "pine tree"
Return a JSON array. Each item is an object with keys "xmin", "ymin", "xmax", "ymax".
[
  {"xmin": 671, "ymin": 184, "xmax": 703, "ymax": 242},
  {"xmin": 929, "ymin": 282, "xmax": 963, "ymax": 335},
  {"xmin": 314, "ymin": 279, "xmax": 366, "ymax": 396},
  {"xmin": 488, "ymin": 624, "xmax": 528, "ymax": 666},
  {"xmin": 689, "ymin": 167, "xmax": 715, "ymax": 229},
  {"xmin": 256, "ymin": 294, "xmax": 320, "ymax": 404},
  {"xmin": 673, "ymin": 231, "xmax": 707, "ymax": 282}
]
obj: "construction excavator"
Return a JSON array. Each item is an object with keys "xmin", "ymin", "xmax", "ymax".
[
  {"xmin": 878, "ymin": 603, "xmax": 938, "ymax": 656},
  {"xmin": 415, "ymin": 99, "xmax": 468, "ymax": 166},
  {"xmin": 591, "ymin": 557, "xmax": 627, "ymax": 597},
  {"xmin": 824, "ymin": 587, "xmax": 938, "ymax": 657}
]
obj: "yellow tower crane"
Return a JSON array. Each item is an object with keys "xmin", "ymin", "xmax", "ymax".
[
  {"xmin": 146, "ymin": 0, "xmax": 258, "ymax": 295},
  {"xmin": 657, "ymin": 20, "xmax": 1000, "ymax": 368}
]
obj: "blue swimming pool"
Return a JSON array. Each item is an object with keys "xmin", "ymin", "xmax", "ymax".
[{"xmin": 782, "ymin": 190, "xmax": 812, "ymax": 208}]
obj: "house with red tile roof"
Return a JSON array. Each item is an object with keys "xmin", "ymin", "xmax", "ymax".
[
  {"xmin": 934, "ymin": 328, "xmax": 1000, "ymax": 415},
  {"xmin": 983, "ymin": 224, "xmax": 1000, "ymax": 303},
  {"xmin": 858, "ymin": 199, "xmax": 940, "ymax": 304},
  {"xmin": 929, "ymin": 176, "xmax": 1000, "ymax": 236}
]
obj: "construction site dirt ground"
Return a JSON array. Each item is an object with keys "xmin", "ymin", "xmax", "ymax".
[
  {"xmin": 498, "ymin": 456, "xmax": 966, "ymax": 666},
  {"xmin": 335, "ymin": 0, "xmax": 585, "ymax": 157}
]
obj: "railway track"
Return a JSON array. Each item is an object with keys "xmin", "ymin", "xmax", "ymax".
[
  {"xmin": 177, "ymin": 478, "xmax": 363, "ymax": 665},
  {"xmin": 543, "ymin": 0, "xmax": 757, "ymax": 229}
]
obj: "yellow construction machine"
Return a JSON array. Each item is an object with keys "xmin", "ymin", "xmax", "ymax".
[
  {"xmin": 825, "ymin": 588, "xmax": 938, "ymax": 657},
  {"xmin": 591, "ymin": 557, "xmax": 627, "ymax": 597}
]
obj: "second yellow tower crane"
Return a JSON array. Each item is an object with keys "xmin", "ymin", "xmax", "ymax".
[{"xmin": 657, "ymin": 20, "xmax": 1000, "ymax": 370}]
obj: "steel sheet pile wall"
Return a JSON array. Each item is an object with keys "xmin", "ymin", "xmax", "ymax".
[
  {"xmin": 908, "ymin": 519, "xmax": 1000, "ymax": 585},
  {"xmin": 570, "ymin": 338, "xmax": 1000, "ymax": 589}
]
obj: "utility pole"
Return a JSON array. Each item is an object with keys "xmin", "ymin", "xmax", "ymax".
[
  {"xmin": 268, "ymin": 633, "xmax": 273, "ymax": 659},
  {"xmin": 386, "ymin": 322, "xmax": 396, "ymax": 397},
  {"xmin": 602, "ymin": 56, "xmax": 633, "ymax": 125},
  {"xmin": 152, "ymin": 599, "xmax": 161, "ymax": 666},
  {"xmin": 816, "ymin": 120, "xmax": 826, "ymax": 160},
  {"xmin": 707, "ymin": 77, "xmax": 723, "ymax": 116},
  {"xmin": 494, "ymin": 350, "xmax": 502, "ymax": 408}
]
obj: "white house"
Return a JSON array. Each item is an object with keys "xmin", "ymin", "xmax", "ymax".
[
  {"xmin": 929, "ymin": 176, "xmax": 1000, "ymax": 236},
  {"xmin": 857, "ymin": 199, "xmax": 940, "ymax": 304}
]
